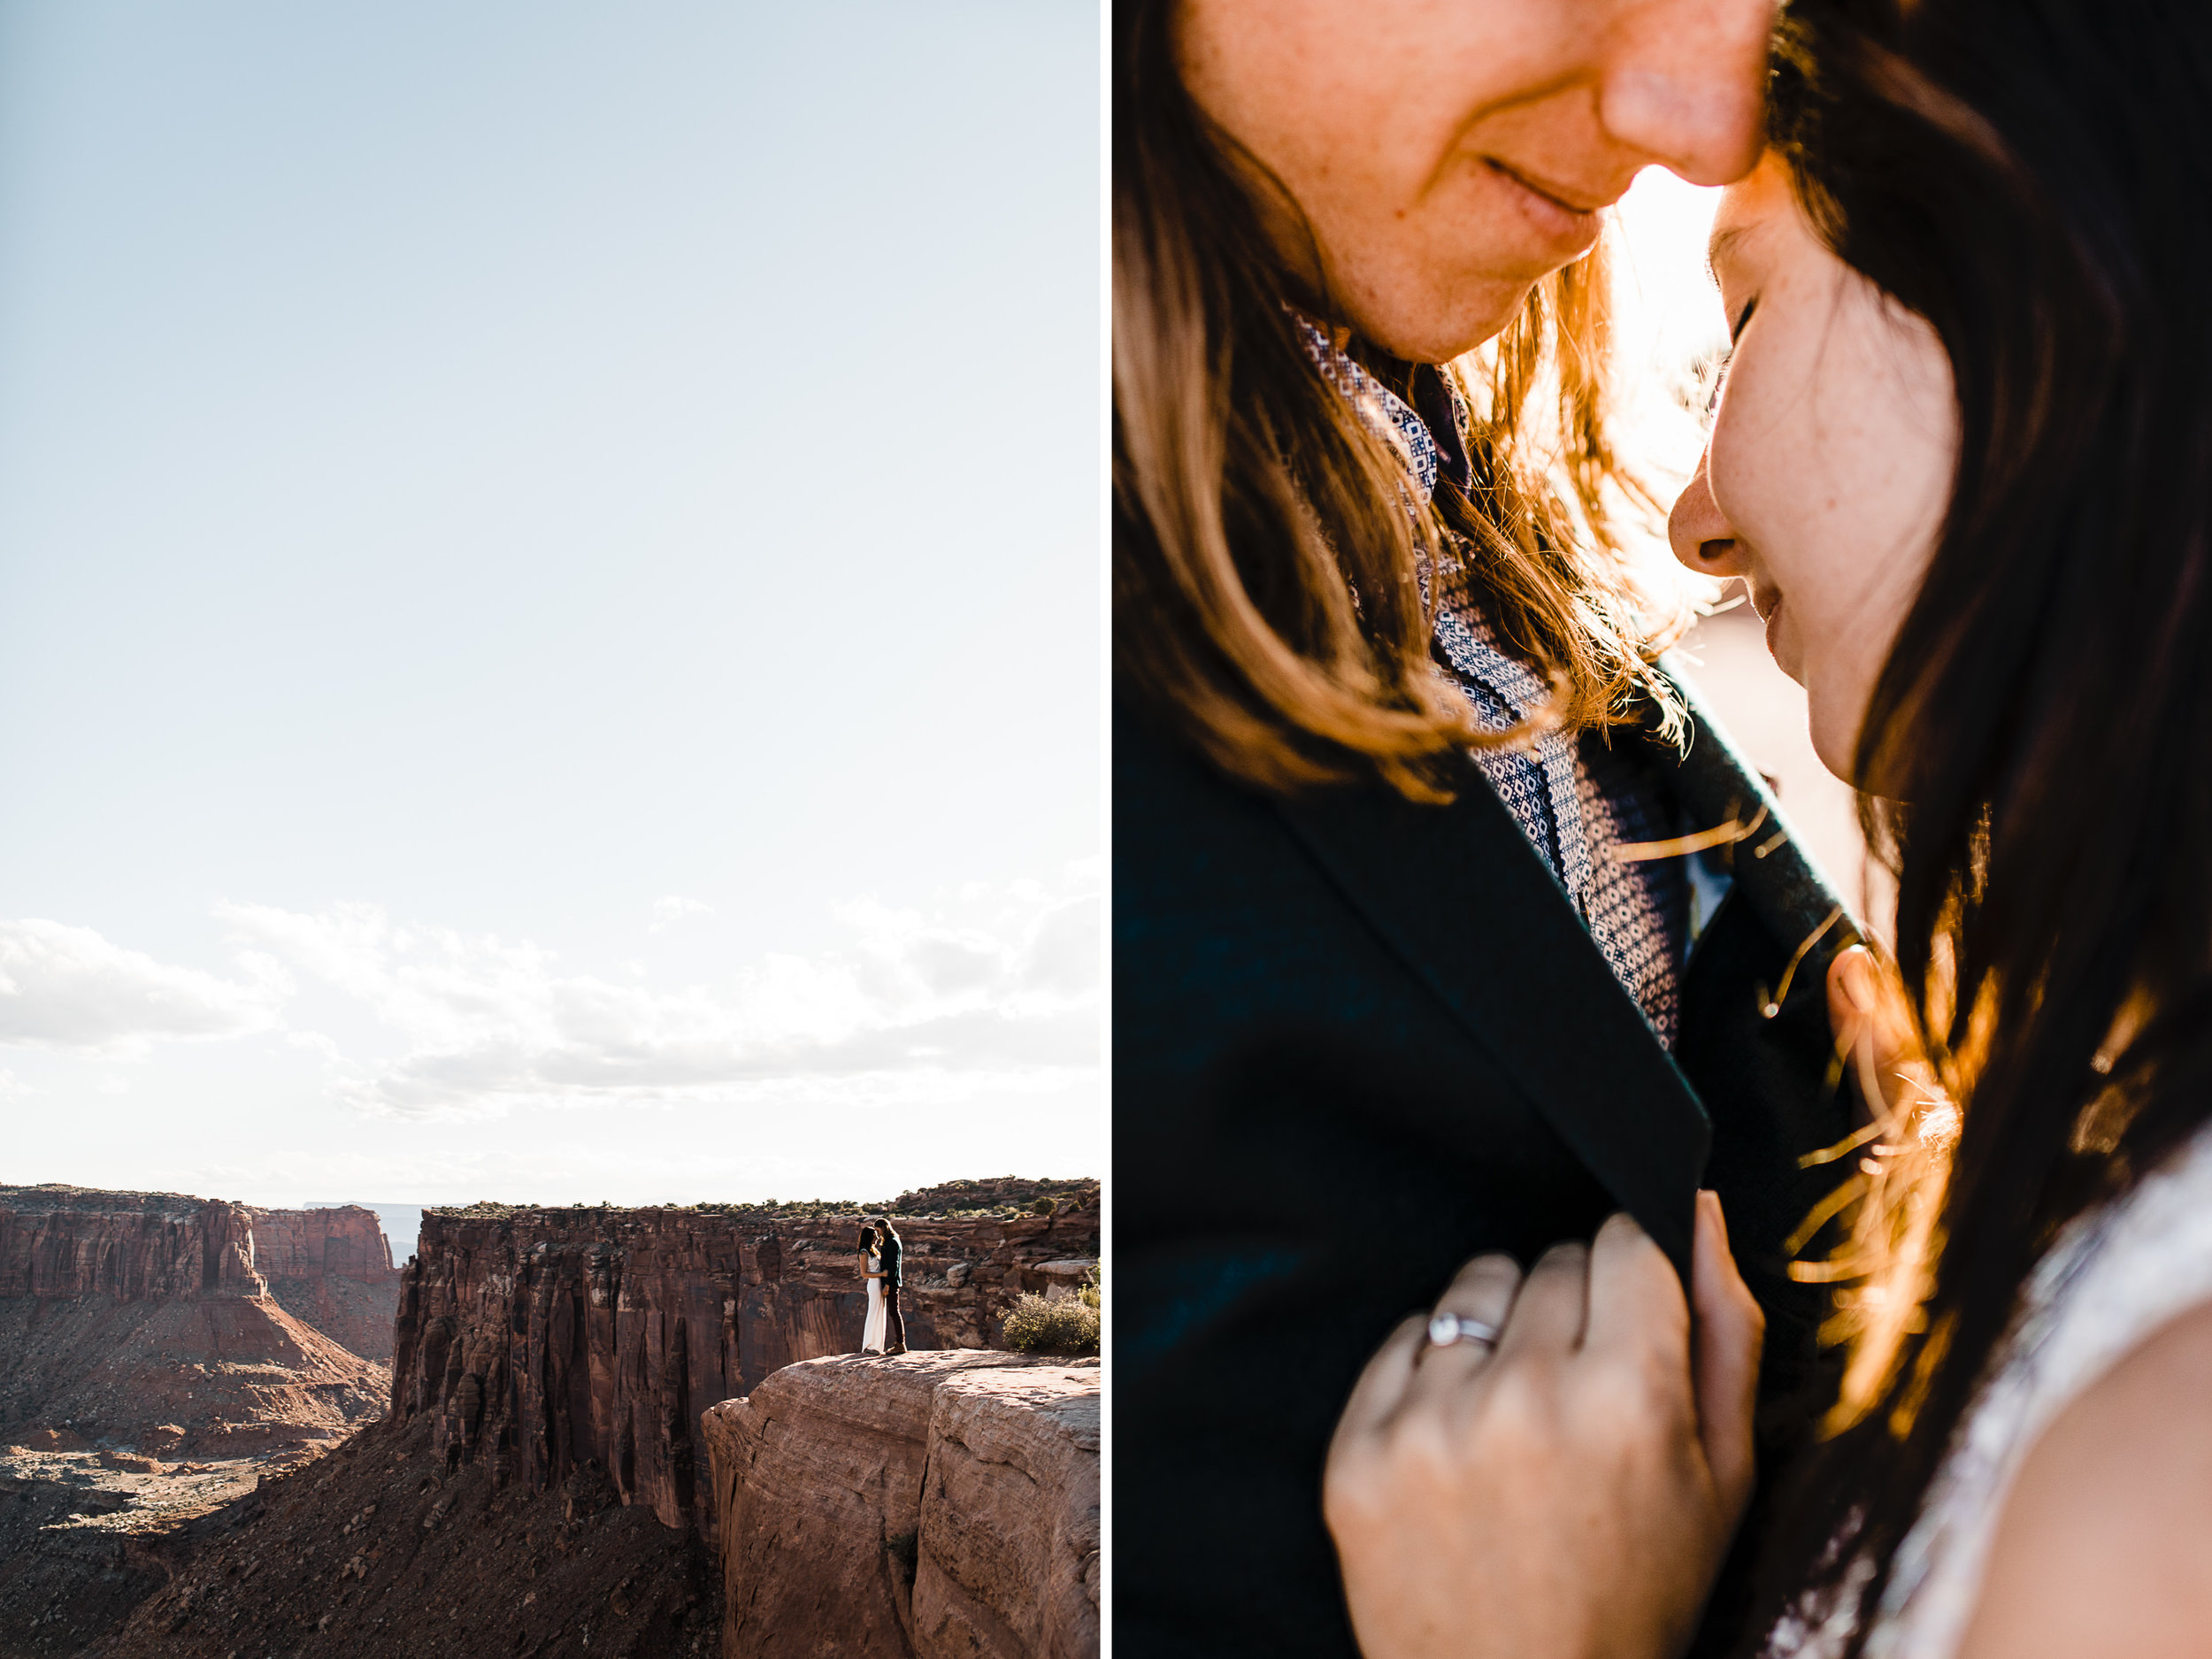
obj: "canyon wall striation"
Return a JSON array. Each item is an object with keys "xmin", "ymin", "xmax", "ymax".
[
  {"xmin": 703, "ymin": 1352, "xmax": 1101, "ymax": 1659},
  {"xmin": 388, "ymin": 1185, "xmax": 1099, "ymax": 1539},
  {"xmin": 0, "ymin": 1186, "xmax": 265, "ymax": 1304}
]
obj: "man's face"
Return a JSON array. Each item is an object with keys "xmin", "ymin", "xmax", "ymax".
[{"xmin": 1176, "ymin": 0, "xmax": 1775, "ymax": 363}]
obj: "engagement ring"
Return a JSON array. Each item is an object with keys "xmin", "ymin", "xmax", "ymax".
[{"xmin": 1426, "ymin": 1310, "xmax": 1500, "ymax": 1350}]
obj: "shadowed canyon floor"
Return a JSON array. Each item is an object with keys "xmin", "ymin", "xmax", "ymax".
[{"xmin": 83, "ymin": 1412, "xmax": 720, "ymax": 1659}]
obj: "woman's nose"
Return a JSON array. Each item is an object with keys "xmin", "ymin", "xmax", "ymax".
[{"xmin": 1669, "ymin": 449, "xmax": 1747, "ymax": 577}]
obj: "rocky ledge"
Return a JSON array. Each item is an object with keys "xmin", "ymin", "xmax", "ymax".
[{"xmin": 703, "ymin": 1352, "xmax": 1100, "ymax": 1659}]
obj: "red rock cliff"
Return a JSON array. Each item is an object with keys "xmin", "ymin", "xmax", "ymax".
[
  {"xmin": 387, "ymin": 1186, "xmax": 1099, "ymax": 1539},
  {"xmin": 0, "ymin": 1187, "xmax": 388, "ymax": 1457},
  {"xmin": 0, "ymin": 1186, "xmax": 265, "ymax": 1302},
  {"xmin": 244, "ymin": 1205, "xmax": 396, "ymax": 1282},
  {"xmin": 244, "ymin": 1204, "xmax": 401, "ymax": 1363}
]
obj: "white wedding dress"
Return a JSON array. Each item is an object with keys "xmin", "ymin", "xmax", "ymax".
[
  {"xmin": 1768, "ymin": 1118, "xmax": 2212, "ymax": 1657},
  {"xmin": 862, "ymin": 1248, "xmax": 887, "ymax": 1353}
]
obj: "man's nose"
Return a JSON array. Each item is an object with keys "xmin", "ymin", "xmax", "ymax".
[
  {"xmin": 1669, "ymin": 449, "xmax": 1747, "ymax": 576},
  {"xmin": 1600, "ymin": 0, "xmax": 1774, "ymax": 185}
]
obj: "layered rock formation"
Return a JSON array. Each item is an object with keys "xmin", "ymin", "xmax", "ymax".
[
  {"xmin": 0, "ymin": 1186, "xmax": 265, "ymax": 1303},
  {"xmin": 703, "ymin": 1352, "xmax": 1101, "ymax": 1659},
  {"xmin": 0, "ymin": 1187, "xmax": 389, "ymax": 1455},
  {"xmin": 388, "ymin": 1187, "xmax": 1099, "ymax": 1539},
  {"xmin": 245, "ymin": 1204, "xmax": 402, "ymax": 1363},
  {"xmin": 0, "ymin": 1186, "xmax": 397, "ymax": 1657},
  {"xmin": 0, "ymin": 1187, "xmax": 403, "ymax": 1366}
]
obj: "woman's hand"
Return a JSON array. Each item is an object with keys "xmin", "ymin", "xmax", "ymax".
[
  {"xmin": 1322, "ymin": 1194, "xmax": 1763, "ymax": 1659},
  {"xmin": 1826, "ymin": 943, "xmax": 1932, "ymax": 1131}
]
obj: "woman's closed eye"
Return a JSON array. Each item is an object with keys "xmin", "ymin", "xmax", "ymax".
[{"xmin": 1695, "ymin": 342, "xmax": 1735, "ymax": 424}]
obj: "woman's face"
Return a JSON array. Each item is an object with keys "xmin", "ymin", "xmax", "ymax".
[
  {"xmin": 1669, "ymin": 157, "xmax": 1959, "ymax": 783},
  {"xmin": 1174, "ymin": 0, "xmax": 1776, "ymax": 364}
]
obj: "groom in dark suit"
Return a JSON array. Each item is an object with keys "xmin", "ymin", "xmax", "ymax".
[{"xmin": 1117, "ymin": 672, "xmax": 1856, "ymax": 1658}]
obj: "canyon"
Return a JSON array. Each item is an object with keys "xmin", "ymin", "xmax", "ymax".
[
  {"xmin": 4, "ymin": 1178, "xmax": 1101, "ymax": 1657},
  {"xmin": 0, "ymin": 1187, "xmax": 399, "ymax": 1657},
  {"xmin": 0, "ymin": 1187, "xmax": 394, "ymax": 1460}
]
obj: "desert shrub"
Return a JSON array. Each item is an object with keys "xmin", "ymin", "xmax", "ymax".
[
  {"xmin": 1002, "ymin": 1289, "xmax": 1100, "ymax": 1356},
  {"xmin": 1030, "ymin": 1195, "xmax": 1057, "ymax": 1216}
]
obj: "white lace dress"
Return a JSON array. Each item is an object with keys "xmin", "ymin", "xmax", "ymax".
[
  {"xmin": 862, "ymin": 1249, "xmax": 887, "ymax": 1353},
  {"xmin": 1769, "ymin": 1121, "xmax": 2212, "ymax": 1657}
]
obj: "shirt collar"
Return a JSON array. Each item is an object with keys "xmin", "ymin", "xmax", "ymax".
[{"xmin": 1291, "ymin": 315, "xmax": 1477, "ymax": 500}]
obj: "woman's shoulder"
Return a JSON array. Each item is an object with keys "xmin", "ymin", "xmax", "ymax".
[
  {"xmin": 1874, "ymin": 1123, "xmax": 2212, "ymax": 1656},
  {"xmin": 1955, "ymin": 1294, "xmax": 2212, "ymax": 1658}
]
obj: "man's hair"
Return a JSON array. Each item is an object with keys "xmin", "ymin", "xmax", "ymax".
[{"xmin": 1112, "ymin": 1, "xmax": 1686, "ymax": 802}]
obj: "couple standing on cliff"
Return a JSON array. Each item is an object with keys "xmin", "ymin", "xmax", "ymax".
[{"xmin": 858, "ymin": 1217, "xmax": 905, "ymax": 1356}]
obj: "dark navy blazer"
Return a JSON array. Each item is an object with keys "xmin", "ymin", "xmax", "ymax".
[{"xmin": 1115, "ymin": 667, "xmax": 1857, "ymax": 1657}]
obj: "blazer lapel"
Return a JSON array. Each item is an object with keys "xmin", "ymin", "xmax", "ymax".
[
  {"xmin": 1654, "ymin": 656, "xmax": 1866, "ymax": 971},
  {"xmin": 1272, "ymin": 759, "xmax": 1711, "ymax": 1277}
]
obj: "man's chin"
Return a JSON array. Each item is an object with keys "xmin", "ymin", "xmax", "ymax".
[{"xmin": 1349, "ymin": 276, "xmax": 1542, "ymax": 365}]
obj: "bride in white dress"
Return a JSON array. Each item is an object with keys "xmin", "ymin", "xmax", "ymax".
[
  {"xmin": 1300, "ymin": 0, "xmax": 2212, "ymax": 1652},
  {"xmin": 860, "ymin": 1225, "xmax": 887, "ymax": 1355}
]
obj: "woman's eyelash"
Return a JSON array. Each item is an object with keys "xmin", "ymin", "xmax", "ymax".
[{"xmin": 1682, "ymin": 342, "xmax": 1734, "ymax": 423}]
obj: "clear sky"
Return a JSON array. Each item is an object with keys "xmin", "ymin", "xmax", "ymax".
[{"xmin": 0, "ymin": 3, "xmax": 1101, "ymax": 1209}]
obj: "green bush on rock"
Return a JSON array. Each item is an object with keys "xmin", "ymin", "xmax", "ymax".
[{"xmin": 1002, "ymin": 1292, "xmax": 1100, "ymax": 1357}]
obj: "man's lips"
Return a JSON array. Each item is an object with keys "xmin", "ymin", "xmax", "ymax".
[
  {"xmin": 1482, "ymin": 158, "xmax": 1612, "ymax": 247},
  {"xmin": 1483, "ymin": 158, "xmax": 1614, "ymax": 219}
]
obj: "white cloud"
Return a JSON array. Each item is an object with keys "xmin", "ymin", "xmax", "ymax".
[
  {"xmin": 210, "ymin": 872, "xmax": 1100, "ymax": 1121},
  {"xmin": 648, "ymin": 895, "xmax": 713, "ymax": 933},
  {"xmin": 0, "ymin": 919, "xmax": 282, "ymax": 1056},
  {"xmin": 0, "ymin": 870, "xmax": 1099, "ymax": 1123}
]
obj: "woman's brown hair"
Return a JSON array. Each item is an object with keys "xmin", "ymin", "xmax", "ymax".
[
  {"xmin": 1752, "ymin": 0, "xmax": 2212, "ymax": 1647},
  {"xmin": 1111, "ymin": 2, "xmax": 1686, "ymax": 802}
]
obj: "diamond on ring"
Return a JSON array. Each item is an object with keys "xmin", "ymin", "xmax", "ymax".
[{"xmin": 1426, "ymin": 1310, "xmax": 1500, "ymax": 1349}]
